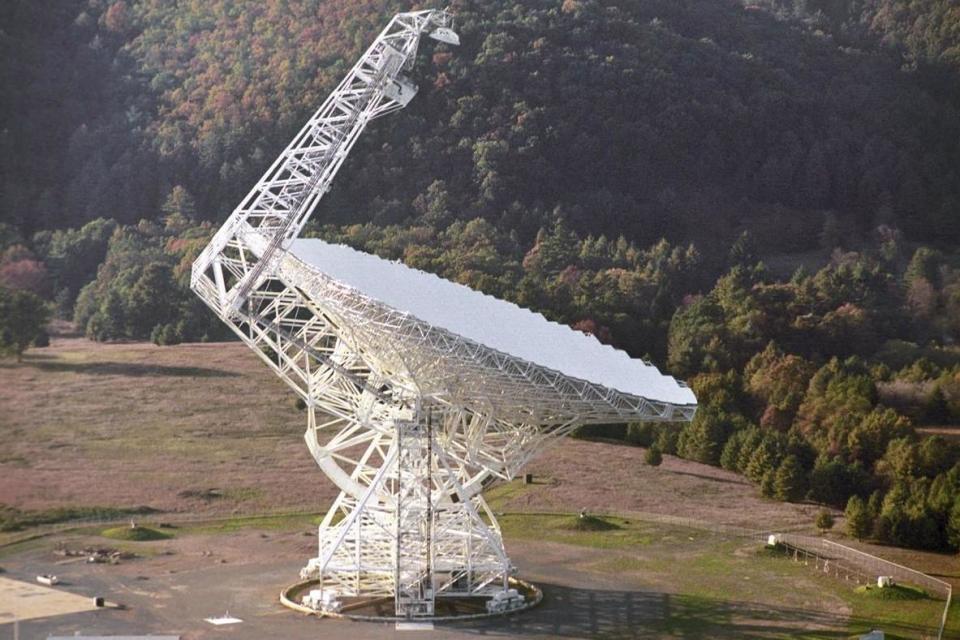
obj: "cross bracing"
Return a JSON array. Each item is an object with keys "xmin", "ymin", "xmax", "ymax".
[{"xmin": 191, "ymin": 9, "xmax": 695, "ymax": 619}]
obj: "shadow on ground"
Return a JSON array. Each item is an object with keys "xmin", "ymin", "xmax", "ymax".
[
  {"xmin": 10, "ymin": 359, "xmax": 238, "ymax": 378},
  {"xmin": 445, "ymin": 583, "xmax": 937, "ymax": 639}
]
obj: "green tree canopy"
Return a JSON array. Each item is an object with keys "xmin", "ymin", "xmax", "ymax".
[{"xmin": 0, "ymin": 287, "xmax": 50, "ymax": 361}]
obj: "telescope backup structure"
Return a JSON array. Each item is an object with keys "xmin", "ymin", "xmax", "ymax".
[{"xmin": 191, "ymin": 9, "xmax": 696, "ymax": 619}]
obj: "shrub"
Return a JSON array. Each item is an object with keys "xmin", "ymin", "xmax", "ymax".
[
  {"xmin": 815, "ymin": 510, "xmax": 835, "ymax": 532},
  {"xmin": 645, "ymin": 445, "xmax": 663, "ymax": 466},
  {"xmin": 626, "ymin": 422, "xmax": 656, "ymax": 447},
  {"xmin": 0, "ymin": 286, "xmax": 51, "ymax": 361},
  {"xmin": 773, "ymin": 455, "xmax": 807, "ymax": 502},
  {"xmin": 101, "ymin": 525, "xmax": 172, "ymax": 541},
  {"xmin": 561, "ymin": 514, "xmax": 620, "ymax": 532}
]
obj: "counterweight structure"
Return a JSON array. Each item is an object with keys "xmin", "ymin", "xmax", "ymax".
[{"xmin": 191, "ymin": 9, "xmax": 697, "ymax": 619}]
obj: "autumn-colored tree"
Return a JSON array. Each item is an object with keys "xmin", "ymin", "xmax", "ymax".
[{"xmin": 0, "ymin": 254, "xmax": 49, "ymax": 296}]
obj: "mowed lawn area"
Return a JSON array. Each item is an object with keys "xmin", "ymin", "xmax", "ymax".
[{"xmin": 497, "ymin": 511, "xmax": 953, "ymax": 639}]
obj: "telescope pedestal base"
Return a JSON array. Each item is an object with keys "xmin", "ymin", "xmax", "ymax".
[
  {"xmin": 281, "ymin": 576, "xmax": 542, "ymax": 621},
  {"xmin": 300, "ymin": 418, "xmax": 515, "ymax": 618}
]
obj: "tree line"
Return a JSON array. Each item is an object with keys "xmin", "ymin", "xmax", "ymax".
[{"xmin": 9, "ymin": 199, "xmax": 960, "ymax": 549}]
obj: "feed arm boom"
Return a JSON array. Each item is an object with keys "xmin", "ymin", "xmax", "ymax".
[{"xmin": 191, "ymin": 10, "xmax": 458, "ymax": 319}]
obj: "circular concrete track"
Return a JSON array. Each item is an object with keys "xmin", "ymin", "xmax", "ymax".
[{"xmin": 280, "ymin": 578, "xmax": 543, "ymax": 622}]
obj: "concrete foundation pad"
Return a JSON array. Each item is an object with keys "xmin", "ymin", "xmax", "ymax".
[{"xmin": 0, "ymin": 576, "xmax": 99, "ymax": 624}]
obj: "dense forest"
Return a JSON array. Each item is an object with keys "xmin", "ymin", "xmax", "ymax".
[{"xmin": 3, "ymin": 0, "xmax": 960, "ymax": 551}]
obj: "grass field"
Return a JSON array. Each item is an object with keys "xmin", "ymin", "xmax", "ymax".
[
  {"xmin": 1, "ymin": 336, "xmax": 957, "ymax": 638},
  {"xmin": 100, "ymin": 525, "xmax": 172, "ymax": 541},
  {"xmin": 480, "ymin": 479, "xmax": 956, "ymax": 639},
  {"xmin": 0, "ymin": 494, "xmax": 953, "ymax": 637},
  {"xmin": 0, "ymin": 336, "xmax": 826, "ymax": 529},
  {"xmin": 498, "ymin": 512, "xmax": 950, "ymax": 639},
  {"xmin": 0, "ymin": 337, "xmax": 322, "ymax": 515}
]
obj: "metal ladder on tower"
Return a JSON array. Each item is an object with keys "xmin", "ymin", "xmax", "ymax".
[{"xmin": 395, "ymin": 416, "xmax": 435, "ymax": 617}]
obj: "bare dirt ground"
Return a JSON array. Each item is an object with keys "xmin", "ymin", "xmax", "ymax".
[
  {"xmin": 0, "ymin": 522, "xmax": 862, "ymax": 640},
  {"xmin": 1, "ymin": 337, "xmax": 818, "ymax": 530},
  {"xmin": 917, "ymin": 425, "xmax": 960, "ymax": 442}
]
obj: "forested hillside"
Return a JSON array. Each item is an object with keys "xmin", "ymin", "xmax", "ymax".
[
  {"xmin": 3, "ymin": 0, "xmax": 960, "ymax": 552},
  {"xmin": 4, "ymin": 0, "xmax": 960, "ymax": 245},
  {"xmin": 750, "ymin": 1, "xmax": 960, "ymax": 75}
]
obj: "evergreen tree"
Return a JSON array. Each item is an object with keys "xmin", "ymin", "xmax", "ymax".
[
  {"xmin": 884, "ymin": 438, "xmax": 919, "ymax": 479},
  {"xmin": 161, "ymin": 185, "xmax": 197, "ymax": 224},
  {"xmin": 774, "ymin": 455, "xmax": 808, "ymax": 502},
  {"xmin": 923, "ymin": 386, "xmax": 951, "ymax": 425},
  {"xmin": 626, "ymin": 422, "xmax": 656, "ymax": 447},
  {"xmin": 760, "ymin": 470, "xmax": 776, "ymax": 498},
  {"xmin": 866, "ymin": 490, "xmax": 884, "ymax": 519},
  {"xmin": 818, "ymin": 212, "xmax": 840, "ymax": 251},
  {"xmin": 728, "ymin": 231, "xmax": 758, "ymax": 267},
  {"xmin": 677, "ymin": 405, "xmax": 742, "ymax": 466},
  {"xmin": 655, "ymin": 427, "xmax": 679, "ymax": 456},
  {"xmin": 845, "ymin": 495, "xmax": 872, "ymax": 541},
  {"xmin": 719, "ymin": 433, "xmax": 743, "ymax": 471},
  {"xmin": 947, "ymin": 497, "xmax": 960, "ymax": 551}
]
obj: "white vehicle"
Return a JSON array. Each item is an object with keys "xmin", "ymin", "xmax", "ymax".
[{"xmin": 36, "ymin": 574, "xmax": 59, "ymax": 586}]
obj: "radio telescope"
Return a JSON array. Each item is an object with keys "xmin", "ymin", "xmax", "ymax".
[{"xmin": 191, "ymin": 9, "xmax": 697, "ymax": 619}]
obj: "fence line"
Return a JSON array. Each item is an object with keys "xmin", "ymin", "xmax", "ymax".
[
  {"xmin": 759, "ymin": 534, "xmax": 952, "ymax": 640},
  {"xmin": 504, "ymin": 507, "xmax": 953, "ymax": 640}
]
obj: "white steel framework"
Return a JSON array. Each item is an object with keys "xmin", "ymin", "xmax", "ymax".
[{"xmin": 191, "ymin": 9, "xmax": 696, "ymax": 619}]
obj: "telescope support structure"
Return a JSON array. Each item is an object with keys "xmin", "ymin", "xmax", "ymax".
[
  {"xmin": 304, "ymin": 413, "xmax": 516, "ymax": 617},
  {"xmin": 191, "ymin": 8, "xmax": 696, "ymax": 620}
]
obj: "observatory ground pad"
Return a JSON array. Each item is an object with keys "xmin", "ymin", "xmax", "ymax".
[
  {"xmin": 0, "ymin": 576, "xmax": 99, "ymax": 624},
  {"xmin": 2, "ymin": 518, "xmax": 945, "ymax": 639}
]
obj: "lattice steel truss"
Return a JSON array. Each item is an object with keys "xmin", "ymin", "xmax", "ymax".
[{"xmin": 191, "ymin": 9, "xmax": 695, "ymax": 618}]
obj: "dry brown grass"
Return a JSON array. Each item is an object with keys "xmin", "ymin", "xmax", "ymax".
[
  {"xmin": 1, "ymin": 337, "xmax": 821, "ymax": 531},
  {"xmin": 517, "ymin": 439, "xmax": 823, "ymax": 529},
  {"xmin": 0, "ymin": 337, "xmax": 327, "ymax": 514}
]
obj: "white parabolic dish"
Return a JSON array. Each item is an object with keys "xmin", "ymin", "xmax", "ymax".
[
  {"xmin": 191, "ymin": 9, "xmax": 698, "ymax": 618},
  {"xmin": 288, "ymin": 238, "xmax": 696, "ymax": 408}
]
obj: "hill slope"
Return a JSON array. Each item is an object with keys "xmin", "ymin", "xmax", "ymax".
[{"xmin": 2, "ymin": 0, "xmax": 959, "ymax": 251}]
